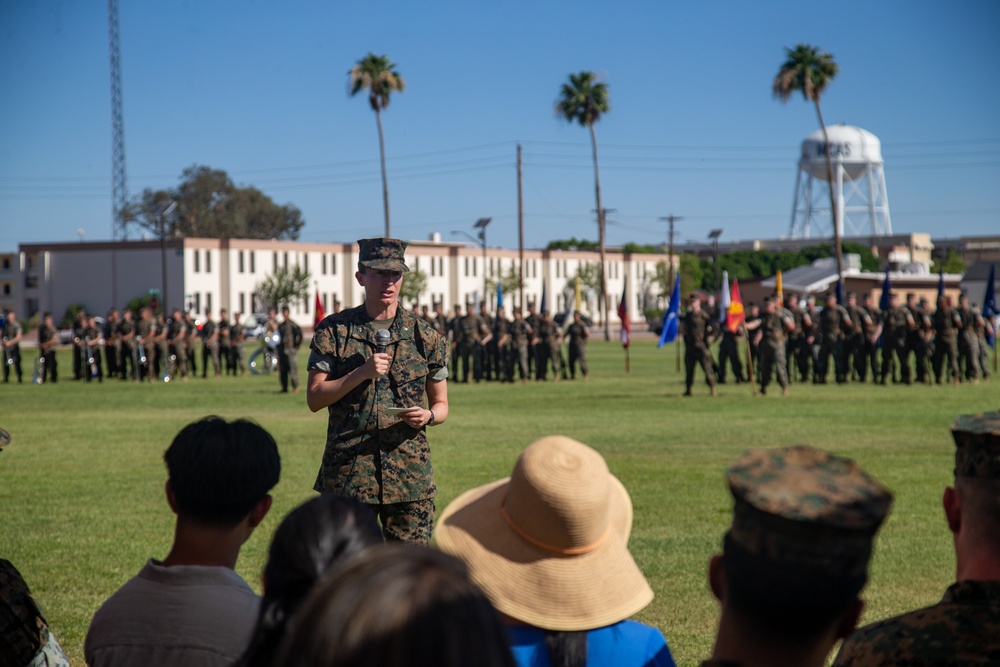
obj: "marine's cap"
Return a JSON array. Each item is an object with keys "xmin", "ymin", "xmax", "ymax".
[
  {"xmin": 725, "ymin": 445, "xmax": 892, "ymax": 577},
  {"xmin": 952, "ymin": 411, "xmax": 1000, "ymax": 479},
  {"xmin": 357, "ymin": 238, "xmax": 410, "ymax": 273}
]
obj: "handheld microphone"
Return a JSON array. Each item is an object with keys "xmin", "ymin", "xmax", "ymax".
[{"xmin": 375, "ymin": 328, "xmax": 391, "ymax": 355}]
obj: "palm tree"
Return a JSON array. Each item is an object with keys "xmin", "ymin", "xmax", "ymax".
[
  {"xmin": 557, "ymin": 71, "xmax": 611, "ymax": 341},
  {"xmin": 349, "ymin": 52, "xmax": 405, "ymax": 238},
  {"xmin": 773, "ymin": 44, "xmax": 844, "ymax": 282}
]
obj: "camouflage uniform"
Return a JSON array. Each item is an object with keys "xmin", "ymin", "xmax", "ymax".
[
  {"xmin": 817, "ymin": 297, "xmax": 851, "ymax": 384},
  {"xmin": 277, "ymin": 313, "xmax": 302, "ymax": 392},
  {"xmin": 682, "ymin": 303, "xmax": 717, "ymax": 395},
  {"xmin": 565, "ymin": 317, "xmax": 589, "ymax": 379},
  {"xmin": 1, "ymin": 559, "xmax": 70, "ymax": 667},
  {"xmin": 508, "ymin": 312, "xmax": 532, "ymax": 382},
  {"xmin": 167, "ymin": 314, "xmax": 188, "ymax": 378},
  {"xmin": 881, "ymin": 302, "xmax": 912, "ymax": 384},
  {"xmin": 834, "ymin": 411, "xmax": 1000, "ymax": 666},
  {"xmin": 2, "ymin": 316, "xmax": 24, "ymax": 383},
  {"xmin": 759, "ymin": 302, "xmax": 791, "ymax": 394},
  {"xmin": 308, "ymin": 297, "xmax": 448, "ymax": 544},
  {"xmin": 38, "ymin": 319, "xmax": 58, "ymax": 383},
  {"xmin": 932, "ymin": 300, "xmax": 961, "ymax": 383},
  {"xmin": 534, "ymin": 315, "xmax": 562, "ymax": 381},
  {"xmin": 957, "ymin": 300, "xmax": 982, "ymax": 382}
]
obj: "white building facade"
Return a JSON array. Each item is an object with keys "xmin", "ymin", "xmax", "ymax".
[{"xmin": 14, "ymin": 238, "xmax": 671, "ymax": 328}]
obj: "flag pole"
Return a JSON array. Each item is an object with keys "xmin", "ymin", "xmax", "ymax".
[{"xmin": 744, "ymin": 336, "xmax": 757, "ymax": 396}]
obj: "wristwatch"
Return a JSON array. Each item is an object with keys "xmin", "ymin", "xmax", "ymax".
[{"xmin": 427, "ymin": 409, "xmax": 436, "ymax": 426}]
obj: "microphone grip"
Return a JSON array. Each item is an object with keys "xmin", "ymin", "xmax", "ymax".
[
  {"xmin": 376, "ymin": 344, "xmax": 386, "ymax": 354},
  {"xmin": 375, "ymin": 329, "xmax": 391, "ymax": 355}
]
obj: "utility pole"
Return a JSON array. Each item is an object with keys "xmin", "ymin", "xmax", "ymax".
[
  {"xmin": 660, "ymin": 215, "xmax": 683, "ymax": 294},
  {"xmin": 517, "ymin": 144, "xmax": 524, "ymax": 312},
  {"xmin": 592, "ymin": 207, "xmax": 616, "ymax": 341},
  {"xmin": 108, "ymin": 0, "xmax": 128, "ymax": 240}
]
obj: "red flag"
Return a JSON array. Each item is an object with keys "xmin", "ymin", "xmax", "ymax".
[
  {"xmin": 618, "ymin": 281, "xmax": 630, "ymax": 348},
  {"xmin": 313, "ymin": 289, "xmax": 325, "ymax": 329},
  {"xmin": 726, "ymin": 279, "xmax": 745, "ymax": 333}
]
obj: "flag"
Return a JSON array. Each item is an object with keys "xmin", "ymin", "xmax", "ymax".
[
  {"xmin": 658, "ymin": 279, "xmax": 680, "ymax": 347},
  {"xmin": 984, "ymin": 264, "xmax": 996, "ymax": 349},
  {"xmin": 719, "ymin": 271, "xmax": 730, "ymax": 324},
  {"xmin": 574, "ymin": 276, "xmax": 582, "ymax": 313},
  {"xmin": 836, "ymin": 278, "xmax": 844, "ymax": 305},
  {"xmin": 497, "ymin": 281, "xmax": 503, "ymax": 309},
  {"xmin": 775, "ymin": 270, "xmax": 783, "ymax": 301},
  {"xmin": 879, "ymin": 272, "xmax": 892, "ymax": 313},
  {"xmin": 540, "ymin": 279, "xmax": 547, "ymax": 314},
  {"xmin": 937, "ymin": 270, "xmax": 945, "ymax": 298},
  {"xmin": 726, "ymin": 278, "xmax": 746, "ymax": 334},
  {"xmin": 313, "ymin": 288, "xmax": 325, "ymax": 329},
  {"xmin": 618, "ymin": 279, "xmax": 630, "ymax": 349}
]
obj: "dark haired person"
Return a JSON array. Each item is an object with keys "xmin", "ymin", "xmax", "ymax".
[
  {"xmin": 834, "ymin": 412, "xmax": 1000, "ymax": 666},
  {"xmin": 703, "ymin": 445, "xmax": 892, "ymax": 667},
  {"xmin": 85, "ymin": 416, "xmax": 281, "ymax": 667},
  {"xmin": 236, "ymin": 495, "xmax": 384, "ymax": 667},
  {"xmin": 273, "ymin": 545, "xmax": 515, "ymax": 667}
]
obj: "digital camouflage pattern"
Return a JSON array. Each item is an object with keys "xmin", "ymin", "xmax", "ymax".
[
  {"xmin": 0, "ymin": 559, "xmax": 44, "ymax": 667},
  {"xmin": 833, "ymin": 580, "xmax": 1000, "ymax": 666},
  {"xmin": 357, "ymin": 237, "xmax": 410, "ymax": 273},
  {"xmin": 726, "ymin": 445, "xmax": 892, "ymax": 577},
  {"xmin": 308, "ymin": 305, "xmax": 448, "ymax": 504},
  {"xmin": 952, "ymin": 411, "xmax": 1000, "ymax": 479}
]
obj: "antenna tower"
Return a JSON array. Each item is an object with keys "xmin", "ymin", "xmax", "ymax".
[{"xmin": 108, "ymin": 0, "xmax": 128, "ymax": 239}]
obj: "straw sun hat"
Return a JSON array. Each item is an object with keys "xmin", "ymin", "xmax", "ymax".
[{"xmin": 434, "ymin": 435, "xmax": 653, "ymax": 631}]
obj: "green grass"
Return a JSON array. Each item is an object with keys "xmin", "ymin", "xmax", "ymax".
[{"xmin": 0, "ymin": 341, "xmax": 994, "ymax": 665}]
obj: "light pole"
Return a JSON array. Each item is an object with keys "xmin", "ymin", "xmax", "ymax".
[
  {"xmin": 151, "ymin": 201, "xmax": 177, "ymax": 312},
  {"xmin": 708, "ymin": 228, "xmax": 723, "ymax": 298},
  {"xmin": 452, "ymin": 218, "xmax": 492, "ymax": 309}
]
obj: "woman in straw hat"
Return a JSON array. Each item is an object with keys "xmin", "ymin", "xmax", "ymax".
[{"xmin": 435, "ymin": 435, "xmax": 676, "ymax": 667}]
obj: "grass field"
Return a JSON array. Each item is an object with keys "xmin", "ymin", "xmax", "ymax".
[{"xmin": 0, "ymin": 340, "xmax": 996, "ymax": 665}]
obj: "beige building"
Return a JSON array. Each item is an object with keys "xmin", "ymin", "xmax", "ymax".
[{"xmin": 13, "ymin": 237, "xmax": 671, "ymax": 329}]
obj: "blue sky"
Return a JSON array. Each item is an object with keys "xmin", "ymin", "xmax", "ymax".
[{"xmin": 2, "ymin": 1, "xmax": 998, "ymax": 253}]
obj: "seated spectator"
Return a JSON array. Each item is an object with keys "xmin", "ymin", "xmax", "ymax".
[
  {"xmin": 235, "ymin": 494, "xmax": 384, "ymax": 667},
  {"xmin": 0, "ymin": 558, "xmax": 70, "ymax": 667},
  {"xmin": 834, "ymin": 411, "xmax": 1000, "ymax": 666},
  {"xmin": 703, "ymin": 445, "xmax": 892, "ymax": 667},
  {"xmin": 273, "ymin": 544, "xmax": 515, "ymax": 667},
  {"xmin": 85, "ymin": 416, "xmax": 281, "ymax": 667},
  {"xmin": 435, "ymin": 435, "xmax": 676, "ymax": 667}
]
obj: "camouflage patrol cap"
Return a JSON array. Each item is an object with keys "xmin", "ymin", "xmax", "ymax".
[
  {"xmin": 725, "ymin": 445, "xmax": 892, "ymax": 578},
  {"xmin": 357, "ymin": 238, "xmax": 410, "ymax": 273},
  {"xmin": 951, "ymin": 411, "xmax": 1000, "ymax": 478}
]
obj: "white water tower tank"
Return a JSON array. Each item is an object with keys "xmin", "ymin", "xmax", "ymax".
[{"xmin": 789, "ymin": 123, "xmax": 892, "ymax": 240}]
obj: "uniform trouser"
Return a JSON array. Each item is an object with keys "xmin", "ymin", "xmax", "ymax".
[
  {"xmin": 73, "ymin": 344, "xmax": 83, "ymax": 380},
  {"xmin": 511, "ymin": 343, "xmax": 529, "ymax": 380},
  {"xmin": 233, "ymin": 343, "xmax": 246, "ymax": 374},
  {"xmin": 864, "ymin": 339, "xmax": 880, "ymax": 383},
  {"xmin": 458, "ymin": 342, "xmax": 478, "ymax": 382},
  {"xmin": 911, "ymin": 337, "xmax": 930, "ymax": 382},
  {"xmin": 117, "ymin": 344, "xmax": 130, "ymax": 379},
  {"xmin": 2, "ymin": 347, "xmax": 22, "ymax": 382},
  {"xmin": 106, "ymin": 343, "xmax": 119, "ymax": 378},
  {"xmin": 169, "ymin": 343, "xmax": 187, "ymax": 377},
  {"xmin": 849, "ymin": 334, "xmax": 867, "ymax": 381},
  {"xmin": 759, "ymin": 338, "xmax": 788, "ymax": 389},
  {"xmin": 187, "ymin": 344, "xmax": 197, "ymax": 375},
  {"xmin": 978, "ymin": 336, "xmax": 991, "ymax": 378},
  {"xmin": 42, "ymin": 351, "xmax": 57, "ymax": 382},
  {"xmin": 718, "ymin": 337, "xmax": 742, "ymax": 382},
  {"xmin": 568, "ymin": 343, "xmax": 588, "ymax": 378},
  {"xmin": 817, "ymin": 337, "xmax": 845, "ymax": 382},
  {"xmin": 278, "ymin": 347, "xmax": 298, "ymax": 391},
  {"xmin": 795, "ymin": 338, "xmax": 813, "ymax": 381},
  {"xmin": 933, "ymin": 337, "xmax": 960, "ymax": 382},
  {"xmin": 959, "ymin": 332, "xmax": 980, "ymax": 380},
  {"xmin": 536, "ymin": 341, "xmax": 560, "ymax": 380},
  {"xmin": 684, "ymin": 343, "xmax": 716, "ymax": 390},
  {"xmin": 364, "ymin": 498, "xmax": 436, "ymax": 545},
  {"xmin": 84, "ymin": 348, "xmax": 103, "ymax": 382},
  {"xmin": 220, "ymin": 344, "xmax": 232, "ymax": 374},
  {"xmin": 483, "ymin": 342, "xmax": 496, "ymax": 380},
  {"xmin": 202, "ymin": 342, "xmax": 220, "ymax": 377}
]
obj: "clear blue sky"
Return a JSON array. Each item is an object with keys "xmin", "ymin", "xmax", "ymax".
[{"xmin": 2, "ymin": 0, "xmax": 998, "ymax": 253}]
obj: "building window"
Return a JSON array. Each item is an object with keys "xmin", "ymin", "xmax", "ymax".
[
  {"xmin": 194, "ymin": 293, "xmax": 201, "ymax": 314},
  {"xmin": 239, "ymin": 292, "xmax": 246, "ymax": 313},
  {"xmin": 283, "ymin": 252, "xmax": 289, "ymax": 269},
  {"xmin": 273, "ymin": 252, "xmax": 278, "ymax": 272},
  {"xmin": 193, "ymin": 250, "xmax": 200, "ymax": 273},
  {"xmin": 304, "ymin": 254, "xmax": 309, "ymax": 273},
  {"xmin": 2, "ymin": 283, "xmax": 9, "ymax": 295},
  {"xmin": 464, "ymin": 257, "xmax": 469, "ymax": 277},
  {"xmin": 322, "ymin": 254, "xmax": 327, "ymax": 275},
  {"xmin": 322, "ymin": 294, "xmax": 328, "ymax": 312},
  {"xmin": 473, "ymin": 258, "xmax": 477, "ymax": 278},
  {"xmin": 206, "ymin": 251, "xmax": 212, "ymax": 273},
  {"xmin": 206, "ymin": 293, "xmax": 213, "ymax": 315},
  {"xmin": 250, "ymin": 252, "xmax": 256, "ymax": 273},
  {"xmin": 238, "ymin": 251, "xmax": 244, "ymax": 273},
  {"xmin": 332, "ymin": 254, "xmax": 337, "ymax": 275},
  {"xmin": 1, "ymin": 258, "xmax": 10, "ymax": 270},
  {"xmin": 414, "ymin": 256, "xmax": 420, "ymax": 272}
]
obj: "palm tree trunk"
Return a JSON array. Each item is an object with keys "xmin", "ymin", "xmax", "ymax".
[
  {"xmin": 375, "ymin": 109, "xmax": 391, "ymax": 238},
  {"xmin": 814, "ymin": 101, "xmax": 843, "ymax": 287},
  {"xmin": 589, "ymin": 122, "xmax": 610, "ymax": 342}
]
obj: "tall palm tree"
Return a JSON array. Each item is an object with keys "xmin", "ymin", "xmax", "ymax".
[
  {"xmin": 557, "ymin": 71, "xmax": 611, "ymax": 341},
  {"xmin": 773, "ymin": 44, "xmax": 843, "ymax": 282},
  {"xmin": 349, "ymin": 52, "xmax": 405, "ymax": 238}
]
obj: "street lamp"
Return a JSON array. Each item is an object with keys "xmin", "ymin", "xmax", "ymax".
[
  {"xmin": 452, "ymin": 217, "xmax": 492, "ymax": 308},
  {"xmin": 151, "ymin": 201, "xmax": 177, "ymax": 312},
  {"xmin": 708, "ymin": 228, "xmax": 723, "ymax": 297}
]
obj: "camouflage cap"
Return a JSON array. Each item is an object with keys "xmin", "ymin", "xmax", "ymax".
[
  {"xmin": 725, "ymin": 445, "xmax": 892, "ymax": 578},
  {"xmin": 952, "ymin": 411, "xmax": 1000, "ymax": 478},
  {"xmin": 357, "ymin": 238, "xmax": 410, "ymax": 273}
]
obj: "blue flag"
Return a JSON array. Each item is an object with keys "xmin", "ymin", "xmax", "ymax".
[
  {"xmin": 937, "ymin": 270, "xmax": 945, "ymax": 298},
  {"xmin": 984, "ymin": 264, "xmax": 996, "ymax": 349},
  {"xmin": 719, "ymin": 271, "xmax": 730, "ymax": 324},
  {"xmin": 539, "ymin": 278, "xmax": 547, "ymax": 315},
  {"xmin": 836, "ymin": 278, "xmax": 845, "ymax": 305},
  {"xmin": 658, "ymin": 279, "xmax": 681, "ymax": 347},
  {"xmin": 877, "ymin": 272, "xmax": 892, "ymax": 349},
  {"xmin": 497, "ymin": 281, "xmax": 503, "ymax": 309}
]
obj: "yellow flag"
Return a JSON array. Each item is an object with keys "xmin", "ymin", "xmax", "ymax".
[
  {"xmin": 776, "ymin": 270, "xmax": 783, "ymax": 300},
  {"xmin": 574, "ymin": 276, "xmax": 582, "ymax": 312}
]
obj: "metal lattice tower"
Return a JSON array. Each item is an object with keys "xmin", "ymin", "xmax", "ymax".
[{"xmin": 108, "ymin": 0, "xmax": 128, "ymax": 240}]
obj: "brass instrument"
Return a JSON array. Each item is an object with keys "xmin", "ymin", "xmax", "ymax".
[
  {"xmin": 163, "ymin": 354, "xmax": 177, "ymax": 382},
  {"xmin": 32, "ymin": 355, "xmax": 44, "ymax": 384},
  {"xmin": 2, "ymin": 337, "xmax": 13, "ymax": 367},
  {"xmin": 85, "ymin": 336, "xmax": 99, "ymax": 378}
]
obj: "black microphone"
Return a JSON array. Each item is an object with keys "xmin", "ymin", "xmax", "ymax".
[{"xmin": 375, "ymin": 328, "xmax": 390, "ymax": 355}]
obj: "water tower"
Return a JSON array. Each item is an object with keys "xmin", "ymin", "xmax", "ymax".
[{"xmin": 788, "ymin": 124, "xmax": 892, "ymax": 239}]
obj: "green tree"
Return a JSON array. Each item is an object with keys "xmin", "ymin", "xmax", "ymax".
[
  {"xmin": 546, "ymin": 238, "xmax": 600, "ymax": 251},
  {"xmin": 678, "ymin": 253, "xmax": 705, "ymax": 299},
  {"xmin": 931, "ymin": 248, "xmax": 967, "ymax": 274},
  {"xmin": 773, "ymin": 44, "xmax": 843, "ymax": 281},
  {"xmin": 256, "ymin": 266, "xmax": 311, "ymax": 311},
  {"xmin": 557, "ymin": 71, "xmax": 611, "ymax": 341},
  {"xmin": 123, "ymin": 165, "xmax": 304, "ymax": 240},
  {"xmin": 398, "ymin": 268, "xmax": 429, "ymax": 306},
  {"xmin": 486, "ymin": 264, "xmax": 524, "ymax": 307},
  {"xmin": 350, "ymin": 52, "xmax": 405, "ymax": 238}
]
